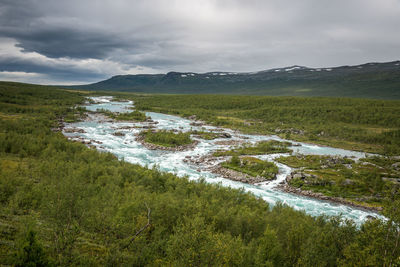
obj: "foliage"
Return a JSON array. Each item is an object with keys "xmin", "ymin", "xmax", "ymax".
[
  {"xmin": 277, "ymin": 154, "xmax": 354, "ymax": 169},
  {"xmin": 14, "ymin": 230, "xmax": 51, "ymax": 267},
  {"xmin": 190, "ymin": 130, "xmax": 220, "ymax": 140},
  {"xmin": 95, "ymin": 108, "xmax": 148, "ymax": 121},
  {"xmin": 114, "ymin": 110, "xmax": 148, "ymax": 121},
  {"xmin": 214, "ymin": 140, "xmax": 292, "ymax": 157},
  {"xmin": 0, "ymin": 82, "xmax": 399, "ymax": 266},
  {"xmin": 277, "ymin": 155, "xmax": 399, "ymax": 207},
  {"xmin": 140, "ymin": 129, "xmax": 193, "ymax": 147},
  {"xmin": 132, "ymin": 94, "xmax": 400, "ymax": 155},
  {"xmin": 222, "ymin": 156, "xmax": 279, "ymax": 180}
]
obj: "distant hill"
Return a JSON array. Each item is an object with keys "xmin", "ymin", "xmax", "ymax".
[{"xmin": 70, "ymin": 61, "xmax": 400, "ymax": 99}]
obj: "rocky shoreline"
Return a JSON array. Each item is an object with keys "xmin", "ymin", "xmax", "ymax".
[
  {"xmin": 187, "ymin": 154, "xmax": 382, "ymax": 213},
  {"xmin": 187, "ymin": 155, "xmax": 274, "ymax": 184},
  {"xmin": 276, "ymin": 167, "xmax": 385, "ymax": 213},
  {"xmin": 276, "ymin": 183, "xmax": 382, "ymax": 213}
]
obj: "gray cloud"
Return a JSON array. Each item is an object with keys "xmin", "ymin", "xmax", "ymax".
[
  {"xmin": 0, "ymin": 0, "xmax": 399, "ymax": 84},
  {"xmin": 10, "ymin": 27, "xmax": 132, "ymax": 59},
  {"xmin": 0, "ymin": 55, "xmax": 104, "ymax": 81}
]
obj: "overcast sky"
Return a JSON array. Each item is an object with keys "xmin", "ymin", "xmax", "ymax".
[{"xmin": 0, "ymin": 0, "xmax": 399, "ymax": 85}]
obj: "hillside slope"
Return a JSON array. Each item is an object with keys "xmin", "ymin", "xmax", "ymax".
[{"xmin": 71, "ymin": 61, "xmax": 400, "ymax": 99}]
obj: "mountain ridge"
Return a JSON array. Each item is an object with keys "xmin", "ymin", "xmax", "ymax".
[{"xmin": 69, "ymin": 60, "xmax": 400, "ymax": 99}]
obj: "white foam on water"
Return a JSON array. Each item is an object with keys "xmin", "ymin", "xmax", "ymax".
[{"xmin": 64, "ymin": 97, "xmax": 384, "ymax": 225}]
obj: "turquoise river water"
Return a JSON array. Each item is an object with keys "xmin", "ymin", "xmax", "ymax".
[{"xmin": 63, "ymin": 96, "xmax": 384, "ymax": 225}]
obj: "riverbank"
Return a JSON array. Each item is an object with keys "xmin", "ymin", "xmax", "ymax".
[
  {"xmin": 187, "ymin": 152, "xmax": 384, "ymax": 213},
  {"xmin": 276, "ymin": 183, "xmax": 383, "ymax": 213}
]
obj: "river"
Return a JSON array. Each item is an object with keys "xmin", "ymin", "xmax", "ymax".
[{"xmin": 63, "ymin": 96, "xmax": 383, "ymax": 224}]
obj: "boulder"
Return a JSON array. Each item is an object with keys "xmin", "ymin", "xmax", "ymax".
[
  {"xmin": 113, "ymin": 132, "xmax": 125, "ymax": 136},
  {"xmin": 293, "ymin": 173, "xmax": 303, "ymax": 179},
  {"xmin": 64, "ymin": 127, "xmax": 86, "ymax": 133},
  {"xmin": 391, "ymin": 162, "xmax": 400, "ymax": 170},
  {"xmin": 219, "ymin": 132, "xmax": 232, "ymax": 138},
  {"xmin": 117, "ymin": 126, "xmax": 135, "ymax": 130},
  {"xmin": 343, "ymin": 179, "xmax": 354, "ymax": 186},
  {"xmin": 344, "ymin": 164, "xmax": 353, "ymax": 169},
  {"xmin": 142, "ymin": 125, "xmax": 155, "ymax": 129}
]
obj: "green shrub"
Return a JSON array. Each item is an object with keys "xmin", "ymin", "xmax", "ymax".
[
  {"xmin": 140, "ymin": 130, "xmax": 193, "ymax": 147},
  {"xmin": 222, "ymin": 156, "xmax": 278, "ymax": 180}
]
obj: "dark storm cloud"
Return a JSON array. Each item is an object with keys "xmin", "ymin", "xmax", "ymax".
[
  {"xmin": 0, "ymin": 0, "xmax": 399, "ymax": 84},
  {"xmin": 0, "ymin": 55, "xmax": 105, "ymax": 81},
  {"xmin": 0, "ymin": 1, "xmax": 141, "ymax": 59},
  {"xmin": 8, "ymin": 27, "xmax": 132, "ymax": 59}
]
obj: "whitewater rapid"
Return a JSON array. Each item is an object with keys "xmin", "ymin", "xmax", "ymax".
[{"xmin": 64, "ymin": 96, "xmax": 383, "ymax": 224}]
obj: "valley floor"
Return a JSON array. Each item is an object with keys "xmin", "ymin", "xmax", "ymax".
[{"xmin": 1, "ymin": 82, "xmax": 400, "ymax": 266}]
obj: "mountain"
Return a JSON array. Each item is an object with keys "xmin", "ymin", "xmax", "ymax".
[{"xmin": 70, "ymin": 61, "xmax": 400, "ymax": 99}]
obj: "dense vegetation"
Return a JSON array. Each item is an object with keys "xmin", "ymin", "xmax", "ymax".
[
  {"xmin": 277, "ymin": 155, "xmax": 353, "ymax": 169},
  {"xmin": 139, "ymin": 130, "xmax": 193, "ymax": 147},
  {"xmin": 222, "ymin": 156, "xmax": 279, "ymax": 180},
  {"xmin": 190, "ymin": 130, "xmax": 221, "ymax": 140},
  {"xmin": 1, "ymin": 81, "xmax": 400, "ymax": 266},
  {"xmin": 132, "ymin": 94, "xmax": 400, "ymax": 155},
  {"xmin": 71, "ymin": 61, "xmax": 400, "ymax": 99},
  {"xmin": 96, "ymin": 108, "xmax": 148, "ymax": 121},
  {"xmin": 277, "ymin": 155, "xmax": 400, "ymax": 208},
  {"xmin": 214, "ymin": 140, "xmax": 292, "ymax": 157}
]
